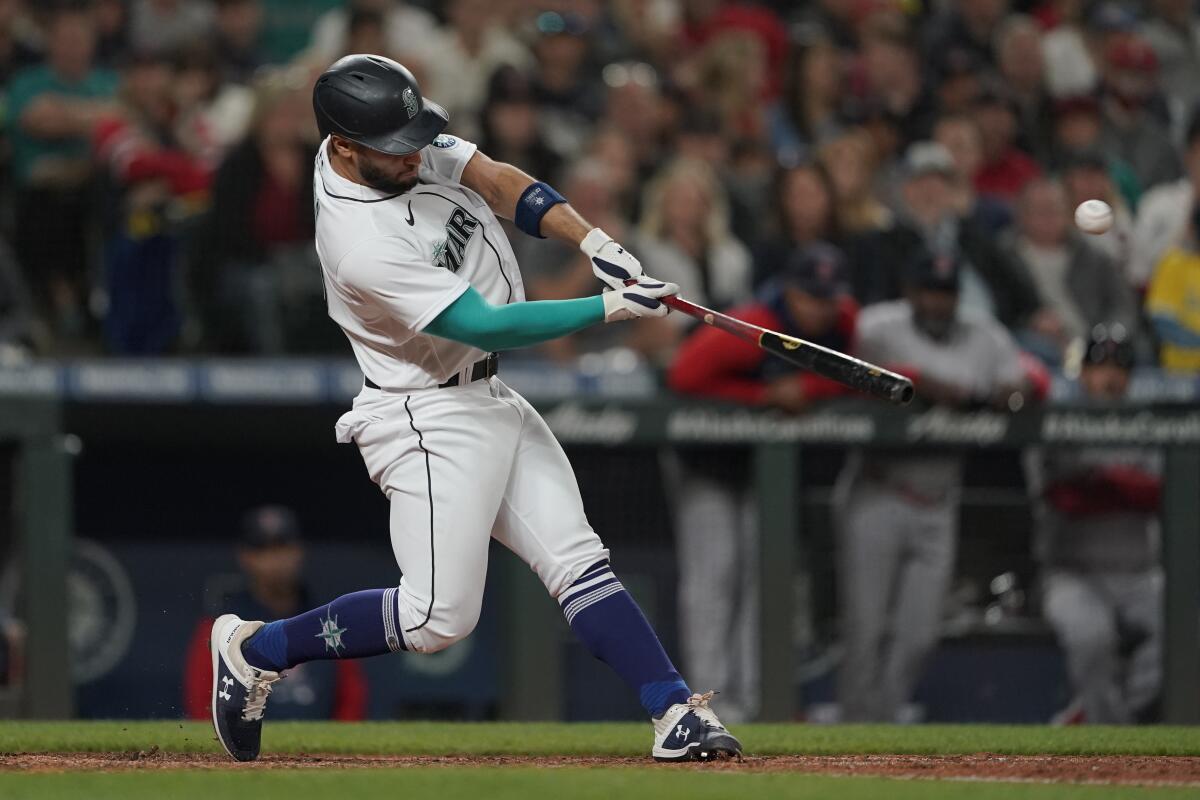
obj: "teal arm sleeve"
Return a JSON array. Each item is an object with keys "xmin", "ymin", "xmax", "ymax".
[{"xmin": 424, "ymin": 285, "xmax": 605, "ymax": 350}]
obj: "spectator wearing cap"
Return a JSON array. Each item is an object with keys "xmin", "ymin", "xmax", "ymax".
[
  {"xmin": 1026, "ymin": 323, "xmax": 1163, "ymax": 723},
  {"xmin": 528, "ymin": 10, "xmax": 605, "ymax": 157},
  {"xmin": 1006, "ymin": 177, "xmax": 1137, "ymax": 365},
  {"xmin": 892, "ymin": 141, "xmax": 1042, "ymax": 331},
  {"xmin": 667, "ymin": 242, "xmax": 859, "ymax": 723},
  {"xmin": 308, "ymin": 0, "xmax": 437, "ymax": 70},
  {"xmin": 1139, "ymin": 0, "xmax": 1200, "ymax": 123},
  {"xmin": 1097, "ymin": 35, "xmax": 1181, "ymax": 193},
  {"xmin": 1131, "ymin": 108, "xmax": 1200, "ymax": 299},
  {"xmin": 183, "ymin": 506, "xmax": 368, "ymax": 721},
  {"xmin": 7, "ymin": 6, "xmax": 119, "ymax": 342},
  {"xmin": 212, "ymin": 0, "xmax": 265, "ymax": 85},
  {"xmin": 1059, "ymin": 150, "xmax": 1136, "ymax": 282},
  {"xmin": 834, "ymin": 251, "xmax": 1040, "ymax": 722},
  {"xmin": 970, "ymin": 83, "xmax": 1043, "ymax": 202}
]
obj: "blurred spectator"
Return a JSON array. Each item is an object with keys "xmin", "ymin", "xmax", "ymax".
[
  {"xmin": 527, "ymin": 10, "xmax": 605, "ymax": 158},
  {"xmin": 195, "ymin": 73, "xmax": 324, "ymax": 354},
  {"xmin": 1145, "ymin": 218, "xmax": 1200, "ymax": 373},
  {"xmin": 308, "ymin": 0, "xmax": 436, "ymax": 66},
  {"xmin": 995, "ymin": 15, "xmax": 1054, "ymax": 164},
  {"xmin": 970, "ymin": 85, "xmax": 1042, "ymax": 202},
  {"xmin": 94, "ymin": 52, "xmax": 211, "ymax": 354},
  {"xmin": 258, "ymin": 0, "xmax": 340, "ymax": 64},
  {"xmin": 479, "ymin": 65, "xmax": 561, "ymax": 182},
  {"xmin": 818, "ymin": 127, "xmax": 926, "ymax": 307},
  {"xmin": 183, "ymin": 506, "xmax": 367, "ymax": 720},
  {"xmin": 580, "ymin": 124, "xmax": 639, "ymax": 218},
  {"xmin": 514, "ymin": 157, "xmax": 634, "ymax": 361},
  {"xmin": 667, "ymin": 242, "xmax": 858, "ymax": 723},
  {"xmin": 1051, "ymin": 94, "xmax": 1142, "ymax": 210},
  {"xmin": 1130, "ymin": 107, "xmax": 1200, "ymax": 294},
  {"xmin": 212, "ymin": 0, "xmax": 266, "ymax": 84},
  {"xmin": 419, "ymin": 0, "xmax": 533, "ymax": 142},
  {"xmin": 857, "ymin": 20, "xmax": 935, "ymax": 144},
  {"xmin": 770, "ymin": 33, "xmax": 844, "ymax": 164},
  {"xmin": 1041, "ymin": 0, "xmax": 1103, "ymax": 99},
  {"xmin": 130, "ymin": 0, "xmax": 217, "ymax": 57},
  {"xmin": 1059, "ymin": 150, "xmax": 1135, "ymax": 285},
  {"xmin": 172, "ymin": 45, "xmax": 257, "ymax": 170},
  {"xmin": 927, "ymin": 36, "xmax": 986, "ymax": 118},
  {"xmin": 932, "ymin": 112, "xmax": 1013, "ymax": 233},
  {"xmin": 834, "ymin": 252, "xmax": 1036, "ymax": 722},
  {"xmin": 1008, "ymin": 177, "xmax": 1136, "ymax": 365},
  {"xmin": 891, "ymin": 142, "xmax": 1041, "ymax": 330},
  {"xmin": 7, "ymin": 5, "xmax": 119, "ymax": 341},
  {"xmin": 634, "ymin": 157, "xmax": 753, "ymax": 360},
  {"xmin": 0, "ymin": 0, "xmax": 39, "ymax": 86},
  {"xmin": 1139, "ymin": 0, "xmax": 1200, "ymax": 125},
  {"xmin": 678, "ymin": 0, "xmax": 787, "ymax": 100},
  {"xmin": 93, "ymin": 0, "xmax": 131, "ymax": 69},
  {"xmin": 1096, "ymin": 35, "xmax": 1181, "ymax": 193},
  {"xmin": 922, "ymin": 0, "xmax": 1010, "ymax": 70},
  {"xmin": 755, "ymin": 160, "xmax": 841, "ymax": 288},
  {"xmin": 1028, "ymin": 324, "xmax": 1162, "ymax": 723}
]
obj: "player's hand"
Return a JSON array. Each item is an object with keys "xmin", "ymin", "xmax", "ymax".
[
  {"xmin": 601, "ymin": 276, "xmax": 679, "ymax": 322},
  {"xmin": 581, "ymin": 227, "xmax": 644, "ymax": 289}
]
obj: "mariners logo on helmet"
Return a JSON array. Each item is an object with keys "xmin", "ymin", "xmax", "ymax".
[{"xmin": 402, "ymin": 87, "xmax": 418, "ymax": 118}]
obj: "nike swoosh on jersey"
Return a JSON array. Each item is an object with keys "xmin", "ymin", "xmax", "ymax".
[{"xmin": 405, "ymin": 201, "xmax": 415, "ymax": 226}]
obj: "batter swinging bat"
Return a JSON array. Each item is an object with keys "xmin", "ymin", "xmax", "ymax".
[{"xmin": 664, "ymin": 294, "xmax": 915, "ymax": 406}]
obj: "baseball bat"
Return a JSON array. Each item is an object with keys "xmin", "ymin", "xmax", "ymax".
[{"xmin": 664, "ymin": 294, "xmax": 915, "ymax": 406}]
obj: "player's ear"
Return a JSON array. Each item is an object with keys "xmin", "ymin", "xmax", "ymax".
[{"xmin": 330, "ymin": 135, "xmax": 355, "ymax": 160}]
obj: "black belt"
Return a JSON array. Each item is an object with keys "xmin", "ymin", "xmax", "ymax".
[{"xmin": 365, "ymin": 353, "xmax": 498, "ymax": 391}]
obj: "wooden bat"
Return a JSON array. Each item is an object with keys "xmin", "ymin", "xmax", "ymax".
[{"xmin": 663, "ymin": 294, "xmax": 914, "ymax": 406}]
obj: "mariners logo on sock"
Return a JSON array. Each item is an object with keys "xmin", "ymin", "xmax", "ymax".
[{"xmin": 315, "ymin": 611, "xmax": 347, "ymax": 655}]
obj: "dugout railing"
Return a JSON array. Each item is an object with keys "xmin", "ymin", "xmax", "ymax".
[{"xmin": 5, "ymin": 360, "xmax": 1199, "ymax": 722}]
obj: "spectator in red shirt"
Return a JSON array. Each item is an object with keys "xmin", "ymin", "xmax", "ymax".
[
  {"xmin": 971, "ymin": 84, "xmax": 1043, "ymax": 202},
  {"xmin": 665, "ymin": 242, "xmax": 858, "ymax": 723},
  {"xmin": 183, "ymin": 506, "xmax": 367, "ymax": 722}
]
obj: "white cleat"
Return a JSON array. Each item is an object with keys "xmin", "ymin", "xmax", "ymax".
[
  {"xmin": 652, "ymin": 691, "xmax": 743, "ymax": 762},
  {"xmin": 210, "ymin": 614, "xmax": 281, "ymax": 762}
]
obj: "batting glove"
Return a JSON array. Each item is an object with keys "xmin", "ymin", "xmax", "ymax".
[
  {"xmin": 601, "ymin": 276, "xmax": 679, "ymax": 322},
  {"xmin": 582, "ymin": 227, "xmax": 644, "ymax": 290}
]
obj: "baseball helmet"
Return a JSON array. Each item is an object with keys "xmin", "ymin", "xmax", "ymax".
[
  {"xmin": 1082, "ymin": 322, "xmax": 1135, "ymax": 369},
  {"xmin": 312, "ymin": 54, "xmax": 448, "ymax": 155}
]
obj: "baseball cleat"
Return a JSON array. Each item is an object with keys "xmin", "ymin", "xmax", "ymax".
[
  {"xmin": 652, "ymin": 691, "xmax": 743, "ymax": 762},
  {"xmin": 210, "ymin": 614, "xmax": 280, "ymax": 762}
]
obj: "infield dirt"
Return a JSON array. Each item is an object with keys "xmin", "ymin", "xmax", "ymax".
[{"xmin": 3, "ymin": 751, "xmax": 1198, "ymax": 786}]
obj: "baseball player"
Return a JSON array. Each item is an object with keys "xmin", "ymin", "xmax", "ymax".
[
  {"xmin": 208, "ymin": 55, "xmax": 741, "ymax": 763},
  {"xmin": 833, "ymin": 252, "xmax": 1034, "ymax": 722},
  {"xmin": 1027, "ymin": 324, "xmax": 1163, "ymax": 723}
]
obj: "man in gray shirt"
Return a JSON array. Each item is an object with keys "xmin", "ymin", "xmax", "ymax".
[{"xmin": 835, "ymin": 252, "xmax": 1031, "ymax": 722}]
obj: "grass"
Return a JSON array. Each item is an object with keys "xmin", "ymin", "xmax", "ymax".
[
  {"xmin": 2, "ymin": 722, "xmax": 1197, "ymax": 799},
  {"xmin": 0, "ymin": 768, "xmax": 1196, "ymax": 800},
  {"xmin": 2, "ymin": 720, "xmax": 1200, "ymax": 757}
]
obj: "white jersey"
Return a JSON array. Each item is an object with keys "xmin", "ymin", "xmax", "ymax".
[{"xmin": 313, "ymin": 134, "xmax": 525, "ymax": 390}]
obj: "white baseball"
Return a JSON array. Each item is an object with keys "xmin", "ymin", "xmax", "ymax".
[{"xmin": 1074, "ymin": 199, "xmax": 1114, "ymax": 235}]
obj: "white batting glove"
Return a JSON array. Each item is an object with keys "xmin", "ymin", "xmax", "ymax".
[
  {"xmin": 601, "ymin": 276, "xmax": 679, "ymax": 322},
  {"xmin": 581, "ymin": 227, "xmax": 644, "ymax": 290}
]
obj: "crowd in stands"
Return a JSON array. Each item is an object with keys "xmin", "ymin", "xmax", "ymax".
[{"xmin": 0, "ymin": 0, "xmax": 1197, "ymax": 370}]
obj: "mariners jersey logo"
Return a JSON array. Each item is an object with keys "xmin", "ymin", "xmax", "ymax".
[
  {"xmin": 402, "ymin": 87, "xmax": 418, "ymax": 118},
  {"xmin": 435, "ymin": 208, "xmax": 480, "ymax": 273},
  {"xmin": 432, "ymin": 135, "xmax": 457, "ymax": 148}
]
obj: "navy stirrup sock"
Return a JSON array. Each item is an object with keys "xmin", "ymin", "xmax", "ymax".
[
  {"xmin": 241, "ymin": 587, "xmax": 405, "ymax": 672},
  {"xmin": 559, "ymin": 561, "xmax": 691, "ymax": 717}
]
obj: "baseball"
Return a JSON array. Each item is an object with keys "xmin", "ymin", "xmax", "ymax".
[{"xmin": 1074, "ymin": 199, "xmax": 1114, "ymax": 235}]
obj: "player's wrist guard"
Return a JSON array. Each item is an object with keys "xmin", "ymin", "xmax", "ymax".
[{"xmin": 515, "ymin": 181, "xmax": 566, "ymax": 238}]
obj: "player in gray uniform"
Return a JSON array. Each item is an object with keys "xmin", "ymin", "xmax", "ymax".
[
  {"xmin": 207, "ymin": 55, "xmax": 741, "ymax": 763},
  {"xmin": 834, "ymin": 253, "xmax": 1031, "ymax": 722},
  {"xmin": 1027, "ymin": 324, "xmax": 1162, "ymax": 723}
]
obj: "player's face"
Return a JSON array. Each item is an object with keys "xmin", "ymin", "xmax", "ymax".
[
  {"xmin": 356, "ymin": 147, "xmax": 423, "ymax": 194},
  {"xmin": 784, "ymin": 287, "xmax": 839, "ymax": 339},
  {"xmin": 911, "ymin": 287, "xmax": 958, "ymax": 340}
]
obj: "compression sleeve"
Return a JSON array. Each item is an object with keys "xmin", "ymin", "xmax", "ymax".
[{"xmin": 424, "ymin": 284, "xmax": 604, "ymax": 350}]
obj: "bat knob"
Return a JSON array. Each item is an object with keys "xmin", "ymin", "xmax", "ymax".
[{"xmin": 703, "ymin": 314, "xmax": 714, "ymax": 324}]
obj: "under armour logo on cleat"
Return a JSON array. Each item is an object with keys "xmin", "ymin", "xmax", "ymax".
[
  {"xmin": 676, "ymin": 724, "xmax": 690, "ymax": 741},
  {"xmin": 219, "ymin": 676, "xmax": 234, "ymax": 701}
]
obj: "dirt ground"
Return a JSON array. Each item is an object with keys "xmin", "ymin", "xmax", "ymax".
[{"xmin": 3, "ymin": 751, "xmax": 1198, "ymax": 786}]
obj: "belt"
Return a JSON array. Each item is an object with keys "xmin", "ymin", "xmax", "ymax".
[{"xmin": 364, "ymin": 353, "xmax": 499, "ymax": 391}]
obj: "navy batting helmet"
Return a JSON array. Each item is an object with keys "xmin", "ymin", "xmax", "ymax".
[{"xmin": 313, "ymin": 54, "xmax": 448, "ymax": 155}]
